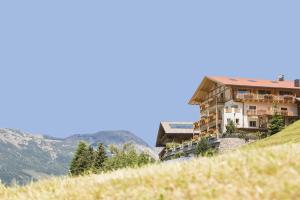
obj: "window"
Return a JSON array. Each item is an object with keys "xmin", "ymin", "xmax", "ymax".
[
  {"xmin": 281, "ymin": 107, "xmax": 288, "ymax": 111},
  {"xmin": 237, "ymin": 89, "xmax": 250, "ymax": 94},
  {"xmin": 249, "ymin": 121, "xmax": 257, "ymax": 128},
  {"xmin": 279, "ymin": 91, "xmax": 293, "ymax": 96},
  {"xmin": 231, "ymin": 105, "xmax": 238, "ymax": 108},
  {"xmin": 249, "ymin": 106, "xmax": 256, "ymax": 110},
  {"xmin": 225, "ymin": 107, "xmax": 231, "ymax": 113},
  {"xmin": 169, "ymin": 124, "xmax": 193, "ymax": 129},
  {"xmin": 258, "ymin": 90, "xmax": 271, "ymax": 95},
  {"xmin": 236, "ymin": 119, "xmax": 240, "ymax": 125}
]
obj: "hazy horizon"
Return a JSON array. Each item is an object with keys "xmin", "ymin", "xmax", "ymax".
[{"xmin": 1, "ymin": 1, "xmax": 300, "ymax": 146}]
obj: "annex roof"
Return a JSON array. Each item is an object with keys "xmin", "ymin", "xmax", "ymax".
[{"xmin": 155, "ymin": 122, "xmax": 198, "ymax": 147}]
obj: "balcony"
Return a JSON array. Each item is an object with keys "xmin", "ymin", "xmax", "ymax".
[
  {"xmin": 200, "ymin": 97, "xmax": 226, "ymax": 112},
  {"xmin": 236, "ymin": 94, "xmax": 295, "ymax": 103},
  {"xmin": 246, "ymin": 109, "xmax": 294, "ymax": 116},
  {"xmin": 161, "ymin": 138, "xmax": 220, "ymax": 160}
]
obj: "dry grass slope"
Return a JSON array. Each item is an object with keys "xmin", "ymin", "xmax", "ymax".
[
  {"xmin": 245, "ymin": 120, "xmax": 300, "ymax": 149},
  {"xmin": 1, "ymin": 120, "xmax": 300, "ymax": 200}
]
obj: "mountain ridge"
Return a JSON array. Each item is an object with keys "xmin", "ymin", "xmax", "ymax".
[{"xmin": 0, "ymin": 128, "xmax": 155, "ymax": 186}]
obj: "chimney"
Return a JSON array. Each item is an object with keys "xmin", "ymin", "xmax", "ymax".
[
  {"xmin": 278, "ymin": 74, "xmax": 285, "ymax": 81},
  {"xmin": 295, "ymin": 79, "xmax": 300, "ymax": 87}
]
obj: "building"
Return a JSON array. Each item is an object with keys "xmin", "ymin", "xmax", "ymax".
[
  {"xmin": 155, "ymin": 122, "xmax": 199, "ymax": 160},
  {"xmin": 189, "ymin": 76, "xmax": 300, "ymax": 136},
  {"xmin": 155, "ymin": 75, "xmax": 300, "ymax": 160},
  {"xmin": 156, "ymin": 122, "xmax": 198, "ymax": 147}
]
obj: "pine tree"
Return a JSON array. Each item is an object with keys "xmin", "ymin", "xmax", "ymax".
[
  {"xmin": 86, "ymin": 145, "xmax": 95, "ymax": 169},
  {"xmin": 70, "ymin": 141, "xmax": 92, "ymax": 176},
  {"xmin": 93, "ymin": 143, "xmax": 107, "ymax": 171},
  {"xmin": 195, "ymin": 137, "xmax": 211, "ymax": 156},
  {"xmin": 268, "ymin": 114, "xmax": 285, "ymax": 135},
  {"xmin": 226, "ymin": 119, "xmax": 236, "ymax": 135}
]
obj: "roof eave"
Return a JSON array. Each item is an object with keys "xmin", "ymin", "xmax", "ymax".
[{"xmin": 188, "ymin": 76, "xmax": 224, "ymax": 105}]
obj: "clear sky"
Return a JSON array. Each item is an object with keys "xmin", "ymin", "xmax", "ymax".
[{"xmin": 0, "ymin": 1, "xmax": 299, "ymax": 146}]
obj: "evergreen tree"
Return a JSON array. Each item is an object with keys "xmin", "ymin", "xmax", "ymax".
[
  {"xmin": 268, "ymin": 114, "xmax": 285, "ymax": 135},
  {"xmin": 103, "ymin": 143, "xmax": 155, "ymax": 171},
  {"xmin": 87, "ymin": 145, "xmax": 95, "ymax": 169},
  {"xmin": 226, "ymin": 119, "xmax": 236, "ymax": 135},
  {"xmin": 195, "ymin": 137, "xmax": 211, "ymax": 156},
  {"xmin": 70, "ymin": 141, "xmax": 93, "ymax": 176},
  {"xmin": 93, "ymin": 143, "xmax": 107, "ymax": 171}
]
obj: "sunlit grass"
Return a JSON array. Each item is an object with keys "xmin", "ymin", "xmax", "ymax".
[
  {"xmin": 1, "ymin": 120, "xmax": 300, "ymax": 200},
  {"xmin": 244, "ymin": 120, "xmax": 300, "ymax": 149}
]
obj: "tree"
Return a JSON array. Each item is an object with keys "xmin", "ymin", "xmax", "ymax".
[
  {"xmin": 103, "ymin": 143, "xmax": 155, "ymax": 171},
  {"xmin": 268, "ymin": 114, "xmax": 285, "ymax": 135},
  {"xmin": 195, "ymin": 137, "xmax": 211, "ymax": 156},
  {"xmin": 93, "ymin": 143, "xmax": 107, "ymax": 171},
  {"xmin": 226, "ymin": 119, "xmax": 236, "ymax": 135},
  {"xmin": 69, "ymin": 141, "xmax": 94, "ymax": 176},
  {"xmin": 87, "ymin": 145, "xmax": 95, "ymax": 169}
]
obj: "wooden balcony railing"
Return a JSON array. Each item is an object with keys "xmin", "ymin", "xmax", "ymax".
[
  {"xmin": 236, "ymin": 94, "xmax": 295, "ymax": 103},
  {"xmin": 246, "ymin": 109, "xmax": 293, "ymax": 116}
]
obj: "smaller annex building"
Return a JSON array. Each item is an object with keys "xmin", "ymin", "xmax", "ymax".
[
  {"xmin": 156, "ymin": 122, "xmax": 200, "ymax": 160},
  {"xmin": 156, "ymin": 122, "xmax": 199, "ymax": 147}
]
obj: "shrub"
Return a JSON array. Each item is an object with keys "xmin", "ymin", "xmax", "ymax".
[
  {"xmin": 204, "ymin": 148, "xmax": 217, "ymax": 157},
  {"xmin": 226, "ymin": 120, "xmax": 236, "ymax": 135},
  {"xmin": 255, "ymin": 131, "xmax": 268, "ymax": 139},
  {"xmin": 165, "ymin": 142, "xmax": 180, "ymax": 149},
  {"xmin": 173, "ymin": 152, "xmax": 184, "ymax": 159},
  {"xmin": 268, "ymin": 114, "xmax": 285, "ymax": 135},
  {"xmin": 103, "ymin": 143, "xmax": 155, "ymax": 171},
  {"xmin": 70, "ymin": 143, "xmax": 155, "ymax": 175},
  {"xmin": 195, "ymin": 137, "xmax": 211, "ymax": 156}
]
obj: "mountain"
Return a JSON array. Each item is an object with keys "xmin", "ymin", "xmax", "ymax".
[
  {"xmin": 0, "ymin": 128, "xmax": 155, "ymax": 186},
  {"xmin": 2, "ymin": 121, "xmax": 300, "ymax": 199}
]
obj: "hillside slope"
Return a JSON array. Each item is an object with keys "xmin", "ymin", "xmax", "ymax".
[
  {"xmin": 0, "ymin": 129, "xmax": 154, "ymax": 186},
  {"xmin": 1, "ymin": 121, "xmax": 300, "ymax": 200},
  {"xmin": 245, "ymin": 120, "xmax": 300, "ymax": 149}
]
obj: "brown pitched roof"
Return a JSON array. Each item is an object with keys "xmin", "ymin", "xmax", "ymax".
[
  {"xmin": 208, "ymin": 76, "xmax": 300, "ymax": 89},
  {"xmin": 189, "ymin": 76, "xmax": 300, "ymax": 105}
]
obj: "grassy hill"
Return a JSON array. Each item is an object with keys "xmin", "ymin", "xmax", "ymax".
[
  {"xmin": 1, "ymin": 121, "xmax": 300, "ymax": 200},
  {"xmin": 245, "ymin": 120, "xmax": 300, "ymax": 148}
]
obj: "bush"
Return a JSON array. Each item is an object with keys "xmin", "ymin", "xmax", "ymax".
[
  {"xmin": 268, "ymin": 114, "xmax": 285, "ymax": 135},
  {"xmin": 204, "ymin": 148, "xmax": 217, "ymax": 157},
  {"xmin": 226, "ymin": 120, "xmax": 236, "ymax": 135},
  {"xmin": 173, "ymin": 152, "xmax": 184, "ymax": 159},
  {"xmin": 70, "ymin": 142, "xmax": 154, "ymax": 176},
  {"xmin": 255, "ymin": 131, "xmax": 268, "ymax": 139},
  {"xmin": 103, "ymin": 143, "xmax": 155, "ymax": 171},
  {"xmin": 195, "ymin": 137, "xmax": 214, "ymax": 157},
  {"xmin": 165, "ymin": 142, "xmax": 180, "ymax": 149}
]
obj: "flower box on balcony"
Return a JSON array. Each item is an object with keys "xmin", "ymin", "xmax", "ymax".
[
  {"xmin": 264, "ymin": 94, "xmax": 273, "ymax": 100},
  {"xmin": 244, "ymin": 94, "xmax": 254, "ymax": 99},
  {"xmin": 283, "ymin": 95, "xmax": 294, "ymax": 102}
]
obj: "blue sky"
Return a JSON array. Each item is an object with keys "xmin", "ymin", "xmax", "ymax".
[{"xmin": 0, "ymin": 1, "xmax": 299, "ymax": 145}]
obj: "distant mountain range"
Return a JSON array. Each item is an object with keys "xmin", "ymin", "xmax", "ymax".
[{"xmin": 0, "ymin": 128, "xmax": 155, "ymax": 186}]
